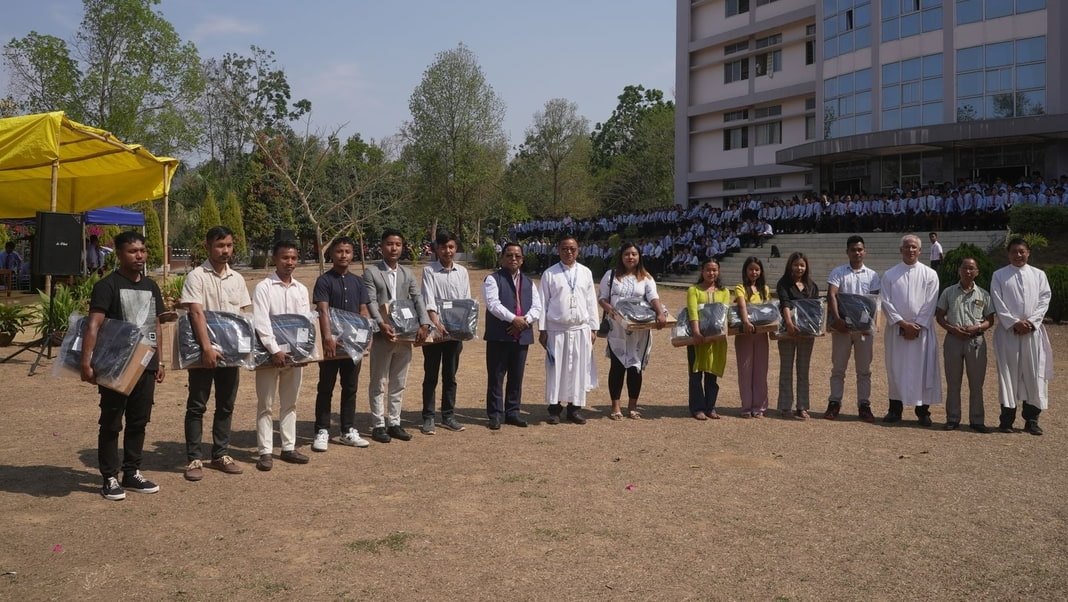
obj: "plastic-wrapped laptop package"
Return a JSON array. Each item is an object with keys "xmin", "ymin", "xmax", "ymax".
[
  {"xmin": 328, "ymin": 307, "xmax": 378, "ymax": 363},
  {"xmin": 836, "ymin": 293, "xmax": 880, "ymax": 332},
  {"xmin": 175, "ymin": 310, "xmax": 255, "ymax": 370},
  {"xmin": 54, "ymin": 313, "xmax": 155, "ymax": 394},
  {"xmin": 728, "ymin": 301, "xmax": 781, "ymax": 335},
  {"xmin": 614, "ymin": 298, "xmax": 676, "ymax": 332},
  {"xmin": 252, "ymin": 312, "xmax": 320, "ymax": 367},
  {"xmin": 773, "ymin": 298, "xmax": 826, "ymax": 339},
  {"xmin": 435, "ymin": 298, "xmax": 479, "ymax": 342},
  {"xmin": 383, "ymin": 299, "xmax": 421, "ymax": 340},
  {"xmin": 671, "ymin": 303, "xmax": 727, "ymax": 347}
]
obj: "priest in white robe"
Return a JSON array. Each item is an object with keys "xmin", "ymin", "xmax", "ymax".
[
  {"xmin": 880, "ymin": 234, "xmax": 942, "ymax": 425},
  {"xmin": 539, "ymin": 236, "xmax": 599, "ymax": 425},
  {"xmin": 990, "ymin": 237, "xmax": 1053, "ymax": 435}
]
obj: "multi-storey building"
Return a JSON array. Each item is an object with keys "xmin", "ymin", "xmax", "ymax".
[{"xmin": 676, "ymin": 0, "xmax": 1067, "ymax": 207}]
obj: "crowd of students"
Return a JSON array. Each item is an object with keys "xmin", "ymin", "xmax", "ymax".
[{"xmin": 78, "ymin": 226, "xmax": 1052, "ymax": 502}]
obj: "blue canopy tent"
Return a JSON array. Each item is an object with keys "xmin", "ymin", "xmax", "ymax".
[{"xmin": 85, "ymin": 206, "xmax": 145, "ymax": 227}]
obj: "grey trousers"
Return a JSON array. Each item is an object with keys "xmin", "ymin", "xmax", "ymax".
[
  {"xmin": 368, "ymin": 337, "xmax": 412, "ymax": 428},
  {"xmin": 777, "ymin": 338, "xmax": 814, "ymax": 411},
  {"xmin": 943, "ymin": 333, "xmax": 987, "ymax": 425},
  {"xmin": 828, "ymin": 330, "xmax": 874, "ymax": 406}
]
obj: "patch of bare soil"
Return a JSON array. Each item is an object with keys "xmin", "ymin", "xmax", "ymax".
[{"xmin": 1, "ymin": 265, "xmax": 1065, "ymax": 601}]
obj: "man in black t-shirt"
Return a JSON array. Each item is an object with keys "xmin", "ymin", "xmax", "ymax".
[{"xmin": 80, "ymin": 231, "xmax": 166, "ymax": 501}]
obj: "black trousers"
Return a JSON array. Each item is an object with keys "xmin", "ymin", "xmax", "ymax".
[
  {"xmin": 98, "ymin": 371, "xmax": 156, "ymax": 478},
  {"xmin": 184, "ymin": 366, "xmax": 240, "ymax": 462},
  {"xmin": 422, "ymin": 341, "xmax": 462, "ymax": 420},
  {"xmin": 485, "ymin": 340, "xmax": 528, "ymax": 420},
  {"xmin": 315, "ymin": 357, "xmax": 363, "ymax": 434},
  {"xmin": 608, "ymin": 347, "xmax": 642, "ymax": 401}
]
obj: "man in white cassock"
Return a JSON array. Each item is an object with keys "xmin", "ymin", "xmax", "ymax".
[
  {"xmin": 990, "ymin": 237, "xmax": 1053, "ymax": 435},
  {"xmin": 880, "ymin": 234, "xmax": 941, "ymax": 425},
  {"xmin": 539, "ymin": 235, "xmax": 599, "ymax": 425}
]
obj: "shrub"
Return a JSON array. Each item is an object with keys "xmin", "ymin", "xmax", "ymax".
[
  {"xmin": 1008, "ymin": 205, "xmax": 1068, "ymax": 239},
  {"xmin": 585, "ymin": 256, "xmax": 607, "ymax": 280},
  {"xmin": 474, "ymin": 239, "xmax": 499, "ymax": 269},
  {"xmin": 523, "ymin": 252, "xmax": 538, "ymax": 274},
  {"xmin": 938, "ymin": 243, "xmax": 995, "ymax": 293},
  {"xmin": 1045, "ymin": 265, "xmax": 1068, "ymax": 323}
]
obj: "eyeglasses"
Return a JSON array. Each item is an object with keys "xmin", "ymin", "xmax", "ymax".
[
  {"xmin": 503, "ymin": 253, "xmax": 523, "ymax": 258},
  {"xmin": 559, "ymin": 247, "xmax": 578, "ymax": 253}
]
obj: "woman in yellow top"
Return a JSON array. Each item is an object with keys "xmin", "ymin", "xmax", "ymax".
[
  {"xmin": 687, "ymin": 258, "xmax": 731, "ymax": 420},
  {"xmin": 734, "ymin": 257, "xmax": 772, "ymax": 418}
]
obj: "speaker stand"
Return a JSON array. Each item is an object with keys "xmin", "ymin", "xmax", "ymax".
[{"xmin": 1, "ymin": 279, "xmax": 58, "ymax": 375}]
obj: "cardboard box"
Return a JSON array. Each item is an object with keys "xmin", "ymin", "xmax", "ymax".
[
  {"xmin": 614, "ymin": 314, "xmax": 677, "ymax": 332},
  {"xmin": 103, "ymin": 343, "xmax": 155, "ymax": 396}
]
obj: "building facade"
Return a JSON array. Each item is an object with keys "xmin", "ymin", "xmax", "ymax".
[{"xmin": 676, "ymin": 0, "xmax": 1068, "ymax": 207}]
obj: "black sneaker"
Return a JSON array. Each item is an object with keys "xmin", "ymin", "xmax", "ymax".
[
  {"xmin": 857, "ymin": 405, "xmax": 875, "ymax": 423},
  {"xmin": 101, "ymin": 476, "xmax": 125, "ymax": 501},
  {"xmin": 823, "ymin": 401, "xmax": 841, "ymax": 420},
  {"xmin": 566, "ymin": 405, "xmax": 587, "ymax": 425},
  {"xmin": 1024, "ymin": 420, "xmax": 1043, "ymax": 436},
  {"xmin": 121, "ymin": 470, "xmax": 160, "ymax": 494},
  {"xmin": 371, "ymin": 427, "xmax": 391, "ymax": 443},
  {"xmin": 387, "ymin": 425, "xmax": 412, "ymax": 441}
]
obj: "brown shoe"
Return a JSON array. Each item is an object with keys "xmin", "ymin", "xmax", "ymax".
[
  {"xmin": 209, "ymin": 455, "xmax": 243, "ymax": 474},
  {"xmin": 280, "ymin": 449, "xmax": 309, "ymax": 464},
  {"xmin": 256, "ymin": 454, "xmax": 273, "ymax": 471},
  {"xmin": 184, "ymin": 459, "xmax": 204, "ymax": 482}
]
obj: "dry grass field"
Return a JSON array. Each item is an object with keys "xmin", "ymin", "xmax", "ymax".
[{"xmin": 1, "ymin": 264, "xmax": 1065, "ymax": 601}]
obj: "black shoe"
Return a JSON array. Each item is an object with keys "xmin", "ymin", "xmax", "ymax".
[
  {"xmin": 883, "ymin": 413, "xmax": 902, "ymax": 424},
  {"xmin": 371, "ymin": 427, "xmax": 391, "ymax": 443},
  {"xmin": 387, "ymin": 425, "xmax": 412, "ymax": 441},
  {"xmin": 280, "ymin": 449, "xmax": 309, "ymax": 464},
  {"xmin": 857, "ymin": 405, "xmax": 875, "ymax": 423},
  {"xmin": 566, "ymin": 405, "xmax": 587, "ymax": 425},
  {"xmin": 823, "ymin": 401, "xmax": 841, "ymax": 420},
  {"xmin": 1024, "ymin": 420, "xmax": 1043, "ymax": 436},
  {"xmin": 547, "ymin": 404, "xmax": 563, "ymax": 425},
  {"xmin": 883, "ymin": 400, "xmax": 903, "ymax": 423},
  {"xmin": 918, "ymin": 415, "xmax": 933, "ymax": 427},
  {"xmin": 440, "ymin": 417, "xmax": 465, "ymax": 432},
  {"xmin": 488, "ymin": 417, "xmax": 501, "ymax": 430},
  {"xmin": 121, "ymin": 470, "xmax": 160, "ymax": 494},
  {"xmin": 101, "ymin": 476, "xmax": 125, "ymax": 501},
  {"xmin": 505, "ymin": 416, "xmax": 528, "ymax": 428},
  {"xmin": 969, "ymin": 423, "xmax": 991, "ymax": 433},
  {"xmin": 943, "ymin": 422, "xmax": 959, "ymax": 431}
]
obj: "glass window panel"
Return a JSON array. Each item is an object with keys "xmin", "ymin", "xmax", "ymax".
[
  {"xmin": 854, "ymin": 68, "xmax": 872, "ymax": 90},
  {"xmin": 856, "ymin": 91, "xmax": 873, "ymax": 112},
  {"xmin": 986, "ymin": 93, "xmax": 1014, "ymax": 118},
  {"xmin": 838, "ymin": 0, "xmax": 854, "ymax": 11},
  {"xmin": 900, "ymin": 12, "xmax": 921, "ymax": 37},
  {"xmin": 957, "ymin": 46, "xmax": 983, "ymax": 71},
  {"xmin": 901, "ymin": 0, "xmax": 918, "ymax": 12},
  {"xmin": 922, "ymin": 7, "xmax": 942, "ymax": 32},
  {"xmin": 1016, "ymin": 0, "xmax": 1046, "ymax": 13},
  {"xmin": 883, "ymin": 62, "xmax": 900, "ymax": 84},
  {"xmin": 956, "ymin": 99, "xmax": 981, "ymax": 121},
  {"xmin": 824, "ymin": 16, "xmax": 838, "ymax": 37},
  {"xmin": 901, "ymin": 104, "xmax": 922, "ymax": 127},
  {"xmin": 1000, "ymin": 67, "xmax": 1013, "ymax": 91},
  {"xmin": 882, "ymin": 19, "xmax": 899, "ymax": 42},
  {"xmin": 855, "ymin": 4, "xmax": 872, "ymax": 26},
  {"xmin": 825, "ymin": 100, "xmax": 838, "ymax": 118},
  {"xmin": 922, "ymin": 53, "xmax": 943, "ymax": 77},
  {"xmin": 984, "ymin": 0, "xmax": 1013, "ymax": 19},
  {"xmin": 956, "ymin": 0, "xmax": 982, "ymax": 24},
  {"xmin": 883, "ymin": 108, "xmax": 901, "ymax": 129},
  {"xmin": 1018, "ymin": 89, "xmax": 1045, "ymax": 115},
  {"xmin": 985, "ymin": 69, "xmax": 1010, "ymax": 92},
  {"xmin": 902, "ymin": 58, "xmax": 921, "ymax": 81},
  {"xmin": 839, "ymin": 116, "xmax": 855, "ymax": 136},
  {"xmin": 922, "ymin": 77, "xmax": 943, "ymax": 101},
  {"xmin": 921, "ymin": 0, "xmax": 940, "ymax": 7},
  {"xmin": 922, "ymin": 101, "xmax": 943, "ymax": 125},
  {"xmin": 825, "ymin": 39, "xmax": 838, "ymax": 59},
  {"xmin": 957, "ymin": 71, "xmax": 983, "ymax": 96},
  {"xmin": 882, "ymin": 85, "xmax": 901, "ymax": 107},
  {"xmin": 855, "ymin": 113, "xmax": 872, "ymax": 133},
  {"xmin": 824, "ymin": 0, "xmax": 838, "ymax": 14},
  {"xmin": 883, "ymin": 0, "xmax": 899, "ymax": 17},
  {"xmin": 839, "ymin": 72, "xmax": 855, "ymax": 94},
  {"xmin": 855, "ymin": 25, "xmax": 872, "ymax": 48},
  {"xmin": 1015, "ymin": 63, "xmax": 1045, "ymax": 89},
  {"xmin": 839, "ymin": 95, "xmax": 855, "ymax": 115},
  {"xmin": 839, "ymin": 31, "xmax": 854, "ymax": 53},
  {"xmin": 902, "ymin": 81, "xmax": 921, "ymax": 104},
  {"xmin": 825, "ymin": 77, "xmax": 838, "ymax": 98},
  {"xmin": 1016, "ymin": 37, "xmax": 1045, "ymax": 63},
  {"xmin": 985, "ymin": 42, "xmax": 1012, "ymax": 67}
]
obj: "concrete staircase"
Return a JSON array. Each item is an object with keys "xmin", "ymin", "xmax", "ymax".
[{"xmin": 659, "ymin": 230, "xmax": 1006, "ymax": 289}]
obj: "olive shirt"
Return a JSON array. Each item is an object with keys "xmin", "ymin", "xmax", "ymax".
[
  {"xmin": 936, "ymin": 283, "xmax": 993, "ymax": 330},
  {"xmin": 686, "ymin": 286, "xmax": 731, "ymax": 375}
]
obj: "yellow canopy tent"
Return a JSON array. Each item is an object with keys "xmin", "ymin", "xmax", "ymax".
[{"xmin": 0, "ymin": 111, "xmax": 179, "ymax": 276}]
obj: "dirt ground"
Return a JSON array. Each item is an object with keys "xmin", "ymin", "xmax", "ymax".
[{"xmin": 1, "ymin": 264, "xmax": 1065, "ymax": 601}]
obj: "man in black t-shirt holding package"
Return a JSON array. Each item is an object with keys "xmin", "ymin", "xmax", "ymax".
[{"xmin": 80, "ymin": 231, "xmax": 166, "ymax": 501}]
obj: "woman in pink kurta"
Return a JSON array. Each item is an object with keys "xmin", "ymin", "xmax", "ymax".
[{"xmin": 734, "ymin": 257, "xmax": 771, "ymax": 418}]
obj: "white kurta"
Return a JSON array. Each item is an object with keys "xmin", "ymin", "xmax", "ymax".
[
  {"xmin": 990, "ymin": 264, "xmax": 1053, "ymax": 409},
  {"xmin": 540, "ymin": 262, "xmax": 599, "ymax": 405},
  {"xmin": 599, "ymin": 272, "xmax": 659, "ymax": 370},
  {"xmin": 880, "ymin": 261, "xmax": 942, "ymax": 405}
]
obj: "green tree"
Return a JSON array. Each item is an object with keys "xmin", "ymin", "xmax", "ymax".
[
  {"xmin": 140, "ymin": 201, "xmax": 164, "ymax": 270},
  {"xmin": 403, "ymin": 43, "xmax": 508, "ymax": 241},
  {"xmin": 194, "ymin": 189, "xmax": 222, "ymax": 263},
  {"xmin": 520, "ymin": 98, "xmax": 592, "ymax": 215},
  {"xmin": 3, "ymin": 0, "xmax": 204, "ymax": 156},
  {"xmin": 220, "ymin": 190, "xmax": 248, "ymax": 261}
]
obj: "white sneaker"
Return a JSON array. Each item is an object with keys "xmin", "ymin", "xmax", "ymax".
[
  {"xmin": 312, "ymin": 428, "xmax": 329, "ymax": 452},
  {"xmin": 339, "ymin": 427, "xmax": 370, "ymax": 448}
]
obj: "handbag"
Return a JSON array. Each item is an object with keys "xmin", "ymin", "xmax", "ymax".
[{"xmin": 597, "ymin": 270, "xmax": 613, "ymax": 336}]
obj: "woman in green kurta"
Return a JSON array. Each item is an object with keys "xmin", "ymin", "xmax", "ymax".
[{"xmin": 687, "ymin": 258, "xmax": 731, "ymax": 419}]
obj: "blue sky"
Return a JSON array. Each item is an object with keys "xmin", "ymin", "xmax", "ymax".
[{"xmin": 1, "ymin": 0, "xmax": 675, "ymax": 156}]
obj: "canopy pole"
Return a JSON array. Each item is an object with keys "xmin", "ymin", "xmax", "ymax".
[{"xmin": 162, "ymin": 163, "xmax": 170, "ymax": 282}]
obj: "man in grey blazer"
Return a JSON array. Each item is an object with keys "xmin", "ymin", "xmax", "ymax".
[{"xmin": 364, "ymin": 229, "xmax": 431, "ymax": 443}]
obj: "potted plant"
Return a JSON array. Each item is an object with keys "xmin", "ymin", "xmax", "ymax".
[
  {"xmin": 0, "ymin": 303, "xmax": 30, "ymax": 347},
  {"xmin": 160, "ymin": 273, "xmax": 186, "ymax": 311},
  {"xmin": 33, "ymin": 284, "xmax": 83, "ymax": 345}
]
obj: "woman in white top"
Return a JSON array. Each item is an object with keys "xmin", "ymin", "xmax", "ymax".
[{"xmin": 598, "ymin": 243, "xmax": 668, "ymax": 420}]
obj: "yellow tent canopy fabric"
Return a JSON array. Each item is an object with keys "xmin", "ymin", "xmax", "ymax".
[{"xmin": 0, "ymin": 111, "xmax": 178, "ymax": 219}]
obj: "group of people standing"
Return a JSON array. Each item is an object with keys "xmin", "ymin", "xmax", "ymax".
[{"xmin": 78, "ymin": 225, "xmax": 1052, "ymax": 502}]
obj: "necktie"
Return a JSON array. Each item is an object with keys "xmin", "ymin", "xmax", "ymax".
[{"xmin": 514, "ymin": 274, "xmax": 522, "ymax": 341}]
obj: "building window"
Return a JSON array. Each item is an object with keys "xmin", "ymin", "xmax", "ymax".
[
  {"xmin": 754, "ymin": 175, "xmax": 782, "ymax": 188},
  {"xmin": 725, "ymin": 59, "xmax": 749, "ymax": 83},
  {"xmin": 825, "ymin": 0, "xmax": 872, "ymax": 58},
  {"xmin": 805, "ymin": 97, "xmax": 816, "ymax": 110},
  {"xmin": 724, "ymin": 127, "xmax": 749, "ymax": 150},
  {"xmin": 804, "ymin": 172, "xmax": 814, "ymax": 186},
  {"xmin": 723, "ymin": 178, "xmax": 753, "ymax": 191},
  {"xmin": 882, "ymin": 52, "xmax": 944, "ymax": 128},
  {"xmin": 755, "ymin": 121, "xmax": 782, "ymax": 146},
  {"xmin": 726, "ymin": 0, "xmax": 750, "ymax": 17},
  {"xmin": 755, "ymin": 50, "xmax": 782, "ymax": 77},
  {"xmin": 754, "ymin": 105, "xmax": 782, "ymax": 119},
  {"xmin": 806, "ymin": 114, "xmax": 817, "ymax": 140},
  {"xmin": 724, "ymin": 109, "xmax": 750, "ymax": 122},
  {"xmin": 755, "ymin": 33, "xmax": 782, "ymax": 49},
  {"xmin": 824, "ymin": 67, "xmax": 873, "ymax": 139},
  {"xmin": 724, "ymin": 41, "xmax": 749, "ymax": 55},
  {"xmin": 957, "ymin": 0, "xmax": 1046, "ymax": 25},
  {"xmin": 956, "ymin": 36, "xmax": 1046, "ymax": 121},
  {"xmin": 756, "ymin": 0, "xmax": 781, "ymax": 5},
  {"xmin": 883, "ymin": 0, "xmax": 940, "ymax": 42}
]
